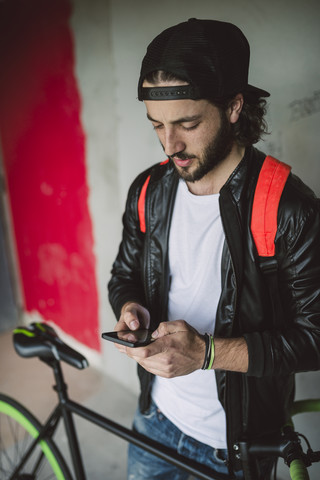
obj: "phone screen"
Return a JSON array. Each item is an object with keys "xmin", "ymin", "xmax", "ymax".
[{"xmin": 101, "ymin": 329, "xmax": 154, "ymax": 348}]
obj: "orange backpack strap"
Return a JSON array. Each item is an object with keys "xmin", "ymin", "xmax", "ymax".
[
  {"xmin": 138, "ymin": 159, "xmax": 169, "ymax": 233},
  {"xmin": 139, "ymin": 156, "xmax": 292, "ymax": 255},
  {"xmin": 251, "ymin": 155, "xmax": 291, "ymax": 258},
  {"xmin": 251, "ymin": 156, "xmax": 291, "ymax": 326},
  {"xmin": 138, "ymin": 174, "xmax": 151, "ymax": 233}
]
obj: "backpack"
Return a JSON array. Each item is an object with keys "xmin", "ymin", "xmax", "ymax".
[
  {"xmin": 137, "ymin": 156, "xmax": 291, "ymax": 321},
  {"xmin": 137, "ymin": 155, "xmax": 291, "ymax": 324},
  {"xmin": 138, "ymin": 156, "xmax": 291, "ymax": 260}
]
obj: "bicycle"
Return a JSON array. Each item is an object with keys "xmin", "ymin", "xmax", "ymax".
[{"xmin": 0, "ymin": 322, "xmax": 319, "ymax": 480}]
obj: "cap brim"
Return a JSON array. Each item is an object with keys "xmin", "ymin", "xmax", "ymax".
[{"xmin": 246, "ymin": 84, "xmax": 270, "ymax": 97}]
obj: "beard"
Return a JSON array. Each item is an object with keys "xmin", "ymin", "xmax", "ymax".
[{"xmin": 169, "ymin": 109, "xmax": 234, "ymax": 183}]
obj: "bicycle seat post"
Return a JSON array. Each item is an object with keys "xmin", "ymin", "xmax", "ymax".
[
  {"xmin": 54, "ymin": 360, "xmax": 69, "ymax": 401},
  {"xmin": 40, "ymin": 357, "xmax": 69, "ymax": 403},
  {"xmin": 41, "ymin": 357, "xmax": 87, "ymax": 479}
]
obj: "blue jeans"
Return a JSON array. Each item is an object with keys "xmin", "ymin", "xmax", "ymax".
[{"xmin": 127, "ymin": 399, "xmax": 244, "ymax": 480}]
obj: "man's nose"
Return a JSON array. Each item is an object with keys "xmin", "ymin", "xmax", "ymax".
[{"xmin": 163, "ymin": 130, "xmax": 186, "ymax": 157}]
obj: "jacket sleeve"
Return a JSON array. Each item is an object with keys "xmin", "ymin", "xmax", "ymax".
[
  {"xmin": 108, "ymin": 171, "xmax": 150, "ymax": 320},
  {"xmin": 245, "ymin": 182, "xmax": 320, "ymax": 377}
]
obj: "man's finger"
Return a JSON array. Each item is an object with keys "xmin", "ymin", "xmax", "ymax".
[{"xmin": 152, "ymin": 320, "xmax": 188, "ymax": 338}]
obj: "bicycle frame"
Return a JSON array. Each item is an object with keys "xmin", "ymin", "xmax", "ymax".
[
  {"xmin": 8, "ymin": 323, "xmax": 320, "ymax": 480},
  {"xmin": 21, "ymin": 357, "xmax": 232, "ymax": 480}
]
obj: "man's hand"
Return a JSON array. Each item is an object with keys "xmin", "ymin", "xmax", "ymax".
[
  {"xmin": 115, "ymin": 312, "xmax": 249, "ymax": 375},
  {"xmin": 114, "ymin": 302, "xmax": 151, "ymax": 353},
  {"xmin": 116, "ymin": 301, "xmax": 151, "ymax": 331},
  {"xmin": 124, "ymin": 320, "xmax": 206, "ymax": 378}
]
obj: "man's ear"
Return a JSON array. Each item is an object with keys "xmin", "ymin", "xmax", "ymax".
[{"xmin": 228, "ymin": 93, "xmax": 244, "ymax": 124}]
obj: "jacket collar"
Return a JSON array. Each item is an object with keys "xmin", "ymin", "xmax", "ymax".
[{"xmin": 220, "ymin": 146, "xmax": 255, "ymax": 204}]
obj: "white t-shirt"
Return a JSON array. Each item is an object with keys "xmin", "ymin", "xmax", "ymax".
[{"xmin": 152, "ymin": 179, "xmax": 227, "ymax": 449}]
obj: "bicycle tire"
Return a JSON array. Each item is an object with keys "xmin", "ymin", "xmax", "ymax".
[{"xmin": 0, "ymin": 393, "xmax": 73, "ymax": 480}]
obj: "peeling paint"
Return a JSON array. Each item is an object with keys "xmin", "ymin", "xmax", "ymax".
[{"xmin": 0, "ymin": 0, "xmax": 100, "ymax": 350}]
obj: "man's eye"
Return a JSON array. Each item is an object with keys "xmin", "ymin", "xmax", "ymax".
[
  {"xmin": 182, "ymin": 123, "xmax": 199, "ymax": 131},
  {"xmin": 153, "ymin": 124, "xmax": 163, "ymax": 130}
]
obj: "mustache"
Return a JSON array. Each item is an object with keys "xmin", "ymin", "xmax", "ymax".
[{"xmin": 168, "ymin": 152, "xmax": 197, "ymax": 161}]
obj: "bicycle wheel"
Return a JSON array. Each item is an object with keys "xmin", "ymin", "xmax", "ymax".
[{"xmin": 0, "ymin": 393, "xmax": 72, "ymax": 480}]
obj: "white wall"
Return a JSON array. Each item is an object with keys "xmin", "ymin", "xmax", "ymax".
[
  {"xmin": 71, "ymin": 1, "xmax": 320, "ymax": 475},
  {"xmin": 110, "ymin": 0, "xmax": 320, "ymax": 202}
]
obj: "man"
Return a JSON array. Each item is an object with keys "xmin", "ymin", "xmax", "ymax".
[{"xmin": 108, "ymin": 19, "xmax": 320, "ymax": 479}]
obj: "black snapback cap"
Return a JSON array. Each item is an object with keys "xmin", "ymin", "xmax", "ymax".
[{"xmin": 138, "ymin": 18, "xmax": 270, "ymax": 101}]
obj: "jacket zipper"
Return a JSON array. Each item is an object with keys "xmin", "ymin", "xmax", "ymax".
[
  {"xmin": 143, "ymin": 175, "xmax": 178, "ymax": 325},
  {"xmin": 143, "ymin": 185, "xmax": 152, "ymax": 312},
  {"xmin": 219, "ymin": 191, "xmax": 248, "ymax": 470}
]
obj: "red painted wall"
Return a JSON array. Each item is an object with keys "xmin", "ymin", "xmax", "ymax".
[{"xmin": 0, "ymin": 0, "xmax": 100, "ymax": 350}]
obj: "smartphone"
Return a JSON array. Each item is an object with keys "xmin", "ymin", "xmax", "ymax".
[{"xmin": 101, "ymin": 329, "xmax": 154, "ymax": 348}]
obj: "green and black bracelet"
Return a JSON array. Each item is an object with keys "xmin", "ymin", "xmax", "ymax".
[{"xmin": 201, "ymin": 334, "xmax": 215, "ymax": 370}]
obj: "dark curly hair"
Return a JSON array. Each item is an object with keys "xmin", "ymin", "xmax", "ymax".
[{"xmin": 143, "ymin": 70, "xmax": 269, "ymax": 146}]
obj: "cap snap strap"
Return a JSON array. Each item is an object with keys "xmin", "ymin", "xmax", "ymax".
[{"xmin": 140, "ymin": 85, "xmax": 197, "ymax": 100}]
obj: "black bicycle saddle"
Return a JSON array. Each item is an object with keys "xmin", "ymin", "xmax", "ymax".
[{"xmin": 13, "ymin": 322, "xmax": 88, "ymax": 369}]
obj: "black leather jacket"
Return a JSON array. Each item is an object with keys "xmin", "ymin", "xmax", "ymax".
[{"xmin": 108, "ymin": 146, "xmax": 320, "ymax": 470}]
